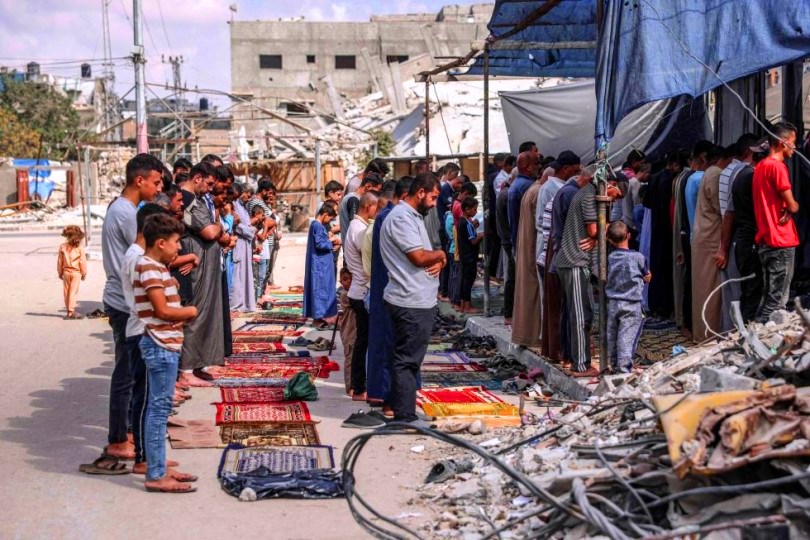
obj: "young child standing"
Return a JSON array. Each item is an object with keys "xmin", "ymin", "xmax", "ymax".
[
  {"xmin": 58, "ymin": 225, "xmax": 87, "ymax": 319},
  {"xmin": 606, "ymin": 221, "xmax": 651, "ymax": 373},
  {"xmin": 134, "ymin": 213, "xmax": 198, "ymax": 493},
  {"xmin": 457, "ymin": 198, "xmax": 484, "ymax": 314},
  {"xmin": 337, "ymin": 268, "xmax": 357, "ymax": 395}
]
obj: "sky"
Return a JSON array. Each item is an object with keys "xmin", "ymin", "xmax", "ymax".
[{"xmin": 0, "ymin": 0, "xmax": 486, "ymax": 107}]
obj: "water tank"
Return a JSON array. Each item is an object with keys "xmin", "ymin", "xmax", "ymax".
[
  {"xmin": 26, "ymin": 62, "xmax": 40, "ymax": 80},
  {"xmin": 81, "ymin": 63, "xmax": 92, "ymax": 79},
  {"xmin": 199, "ymin": 97, "xmax": 209, "ymax": 111}
]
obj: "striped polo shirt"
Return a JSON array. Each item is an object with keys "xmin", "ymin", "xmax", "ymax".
[{"xmin": 133, "ymin": 255, "xmax": 184, "ymax": 352}]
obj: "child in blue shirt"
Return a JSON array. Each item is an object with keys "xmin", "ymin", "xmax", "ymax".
[
  {"xmin": 456, "ymin": 198, "xmax": 484, "ymax": 314},
  {"xmin": 606, "ymin": 221, "xmax": 651, "ymax": 373}
]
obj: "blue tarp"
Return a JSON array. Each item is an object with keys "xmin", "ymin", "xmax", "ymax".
[
  {"xmin": 465, "ymin": 0, "xmax": 598, "ymax": 78},
  {"xmin": 595, "ymin": 0, "xmax": 810, "ymax": 145},
  {"xmin": 13, "ymin": 158, "xmax": 54, "ymax": 200},
  {"xmin": 469, "ymin": 0, "xmax": 810, "ymax": 149}
]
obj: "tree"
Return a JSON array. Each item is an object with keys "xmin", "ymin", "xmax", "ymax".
[
  {"xmin": 0, "ymin": 107, "xmax": 41, "ymax": 157},
  {"xmin": 357, "ymin": 128, "xmax": 396, "ymax": 167},
  {"xmin": 0, "ymin": 76, "xmax": 79, "ymax": 159}
]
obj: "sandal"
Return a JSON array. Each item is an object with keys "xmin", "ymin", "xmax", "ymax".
[
  {"xmin": 290, "ymin": 336, "xmax": 313, "ymax": 347},
  {"xmin": 79, "ymin": 456, "xmax": 130, "ymax": 475},
  {"xmin": 307, "ymin": 339, "xmax": 332, "ymax": 352}
]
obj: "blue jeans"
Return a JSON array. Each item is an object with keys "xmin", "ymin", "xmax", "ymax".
[
  {"xmin": 255, "ymin": 259, "xmax": 269, "ymax": 301},
  {"xmin": 139, "ymin": 335, "xmax": 179, "ymax": 481},
  {"xmin": 758, "ymin": 246, "xmax": 795, "ymax": 321},
  {"xmin": 125, "ymin": 335, "xmax": 147, "ymax": 464}
]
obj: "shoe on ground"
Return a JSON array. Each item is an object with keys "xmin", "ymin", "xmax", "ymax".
[
  {"xmin": 366, "ymin": 410, "xmax": 391, "ymax": 423},
  {"xmin": 404, "ymin": 419, "xmax": 434, "ymax": 430},
  {"xmin": 341, "ymin": 410, "xmax": 386, "ymax": 429}
]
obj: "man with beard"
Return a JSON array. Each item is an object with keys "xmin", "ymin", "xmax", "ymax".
[
  {"xmin": 178, "ymin": 161, "xmax": 225, "ymax": 388},
  {"xmin": 379, "ymin": 172, "xmax": 446, "ymax": 427}
]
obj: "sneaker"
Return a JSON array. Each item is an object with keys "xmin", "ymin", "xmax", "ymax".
[{"xmin": 341, "ymin": 410, "xmax": 386, "ymax": 429}]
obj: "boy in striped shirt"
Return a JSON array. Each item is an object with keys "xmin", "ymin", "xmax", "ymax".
[{"xmin": 135, "ymin": 213, "xmax": 199, "ymax": 493}]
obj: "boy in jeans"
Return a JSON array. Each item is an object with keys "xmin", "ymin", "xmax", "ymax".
[
  {"xmin": 456, "ymin": 198, "xmax": 484, "ymax": 314},
  {"xmin": 606, "ymin": 221, "xmax": 651, "ymax": 373},
  {"xmin": 135, "ymin": 214, "xmax": 198, "ymax": 493}
]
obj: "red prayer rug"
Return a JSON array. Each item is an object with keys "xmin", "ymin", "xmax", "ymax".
[
  {"xmin": 215, "ymin": 402, "xmax": 311, "ymax": 425},
  {"xmin": 232, "ymin": 342, "xmax": 288, "ymax": 353},
  {"xmin": 420, "ymin": 363, "xmax": 487, "ymax": 373},
  {"xmin": 219, "ymin": 386, "xmax": 287, "ymax": 403},
  {"xmin": 225, "ymin": 356, "xmax": 339, "ymax": 378},
  {"xmin": 211, "ymin": 363, "xmax": 326, "ymax": 380},
  {"xmin": 416, "ymin": 386, "xmax": 506, "ymax": 406}
]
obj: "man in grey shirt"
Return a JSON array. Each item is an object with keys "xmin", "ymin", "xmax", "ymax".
[
  {"xmin": 380, "ymin": 172, "xmax": 446, "ymax": 426},
  {"xmin": 97, "ymin": 153, "xmax": 163, "ymax": 464}
]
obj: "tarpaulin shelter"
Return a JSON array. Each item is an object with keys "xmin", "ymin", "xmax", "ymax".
[{"xmin": 499, "ymin": 81, "xmax": 711, "ymax": 167}]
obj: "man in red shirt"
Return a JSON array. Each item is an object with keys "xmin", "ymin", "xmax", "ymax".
[{"xmin": 752, "ymin": 122, "xmax": 799, "ymax": 321}]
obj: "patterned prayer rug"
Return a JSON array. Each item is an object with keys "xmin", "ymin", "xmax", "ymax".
[
  {"xmin": 636, "ymin": 328, "xmax": 683, "ymax": 362},
  {"xmin": 419, "ymin": 402, "xmax": 520, "ymax": 418},
  {"xmin": 215, "ymin": 402, "xmax": 311, "ymax": 425},
  {"xmin": 235, "ymin": 323, "xmax": 302, "ymax": 333},
  {"xmin": 220, "ymin": 386, "xmax": 287, "ymax": 403},
  {"xmin": 427, "ymin": 343, "xmax": 450, "ymax": 352},
  {"xmin": 228, "ymin": 351, "xmax": 311, "ymax": 360},
  {"xmin": 232, "ymin": 342, "xmax": 288, "ymax": 353},
  {"xmin": 417, "ymin": 386, "xmax": 505, "ymax": 406},
  {"xmin": 227, "ymin": 358, "xmax": 338, "ymax": 378},
  {"xmin": 420, "ymin": 378, "xmax": 502, "ymax": 391},
  {"xmin": 219, "ymin": 421, "xmax": 320, "ymax": 446},
  {"xmin": 248, "ymin": 314, "xmax": 308, "ymax": 326},
  {"xmin": 233, "ymin": 334, "xmax": 284, "ymax": 343},
  {"xmin": 214, "ymin": 378, "xmax": 289, "ymax": 388},
  {"xmin": 262, "ymin": 306, "xmax": 304, "ymax": 316},
  {"xmin": 420, "ymin": 363, "xmax": 487, "ymax": 373},
  {"xmin": 423, "ymin": 351, "xmax": 472, "ymax": 364},
  {"xmin": 217, "ymin": 444, "xmax": 334, "ymax": 476},
  {"xmin": 226, "ymin": 354, "xmax": 322, "ymax": 365},
  {"xmin": 420, "ymin": 371, "xmax": 501, "ymax": 386},
  {"xmin": 211, "ymin": 364, "xmax": 322, "ymax": 380}
]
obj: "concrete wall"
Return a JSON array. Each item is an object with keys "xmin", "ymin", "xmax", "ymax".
[{"xmin": 230, "ymin": 4, "xmax": 492, "ymax": 112}]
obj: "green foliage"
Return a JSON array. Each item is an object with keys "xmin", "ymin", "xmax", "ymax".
[
  {"xmin": 0, "ymin": 107, "xmax": 41, "ymax": 157},
  {"xmin": 0, "ymin": 77, "xmax": 80, "ymax": 159},
  {"xmin": 357, "ymin": 128, "xmax": 396, "ymax": 167}
]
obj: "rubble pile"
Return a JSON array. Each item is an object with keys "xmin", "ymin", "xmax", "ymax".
[
  {"xmin": 96, "ymin": 148, "xmax": 135, "ymax": 200},
  {"xmin": 348, "ymin": 301, "xmax": 810, "ymax": 539}
]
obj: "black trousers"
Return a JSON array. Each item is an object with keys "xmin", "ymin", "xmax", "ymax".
[
  {"xmin": 222, "ymin": 270, "xmax": 233, "ymax": 357},
  {"xmin": 735, "ymin": 241, "xmax": 764, "ymax": 322},
  {"xmin": 438, "ymin": 227, "xmax": 450, "ymax": 297},
  {"xmin": 385, "ymin": 302, "xmax": 436, "ymax": 422},
  {"xmin": 105, "ymin": 303, "xmax": 133, "ymax": 445},
  {"xmin": 503, "ymin": 245, "xmax": 516, "ymax": 318},
  {"xmin": 349, "ymin": 298, "xmax": 369, "ymax": 394},
  {"xmin": 460, "ymin": 260, "xmax": 477, "ymax": 302},
  {"xmin": 125, "ymin": 335, "xmax": 147, "ymax": 463}
]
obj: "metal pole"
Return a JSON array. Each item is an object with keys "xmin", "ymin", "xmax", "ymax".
[
  {"xmin": 83, "ymin": 147, "xmax": 93, "ymax": 246},
  {"xmin": 482, "ymin": 44, "xmax": 491, "ymax": 316},
  {"xmin": 314, "ymin": 139, "xmax": 322, "ymax": 216},
  {"xmin": 133, "ymin": 0, "xmax": 148, "ymax": 153},
  {"xmin": 425, "ymin": 78, "xmax": 430, "ymax": 159},
  {"xmin": 596, "ymin": 176, "xmax": 608, "ymax": 373}
]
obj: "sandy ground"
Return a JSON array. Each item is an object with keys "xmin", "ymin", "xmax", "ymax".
[{"xmin": 0, "ymin": 231, "xmax": 452, "ymax": 540}]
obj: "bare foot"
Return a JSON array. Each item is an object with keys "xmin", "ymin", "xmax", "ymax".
[
  {"xmin": 105, "ymin": 441, "xmax": 136, "ymax": 460},
  {"xmin": 145, "ymin": 475, "xmax": 197, "ymax": 493},
  {"xmin": 571, "ymin": 367, "xmax": 601, "ymax": 378},
  {"xmin": 504, "ymin": 318, "xmax": 512, "ymax": 326},
  {"xmin": 438, "ymin": 295, "xmax": 450, "ymax": 302},
  {"xmin": 132, "ymin": 460, "xmax": 180, "ymax": 474},
  {"xmin": 178, "ymin": 372, "xmax": 212, "ymax": 388},
  {"xmin": 352, "ymin": 392, "xmax": 367, "ymax": 401}
]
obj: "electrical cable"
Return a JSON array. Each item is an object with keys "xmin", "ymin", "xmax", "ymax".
[
  {"xmin": 155, "ymin": 0, "xmax": 174, "ymax": 55},
  {"xmin": 701, "ymin": 274, "xmax": 756, "ymax": 340},
  {"xmin": 431, "ymin": 82, "xmax": 454, "ymax": 156}
]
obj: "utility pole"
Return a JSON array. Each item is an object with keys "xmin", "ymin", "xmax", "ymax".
[
  {"xmin": 100, "ymin": 0, "xmax": 116, "ymax": 140},
  {"xmin": 133, "ymin": 0, "xmax": 148, "ymax": 153},
  {"xmin": 163, "ymin": 55, "xmax": 184, "ymax": 155}
]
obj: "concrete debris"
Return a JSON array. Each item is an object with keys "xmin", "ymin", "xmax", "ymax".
[{"xmin": 414, "ymin": 304, "xmax": 810, "ymax": 538}]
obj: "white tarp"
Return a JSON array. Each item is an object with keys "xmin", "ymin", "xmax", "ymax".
[{"xmin": 499, "ymin": 80, "xmax": 710, "ymax": 167}]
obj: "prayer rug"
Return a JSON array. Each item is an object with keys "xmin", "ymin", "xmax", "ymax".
[
  {"xmin": 263, "ymin": 306, "xmax": 304, "ymax": 316},
  {"xmin": 214, "ymin": 360, "xmax": 337, "ymax": 380},
  {"xmin": 417, "ymin": 386, "xmax": 505, "ymax": 406},
  {"xmin": 167, "ymin": 419, "xmax": 224, "ymax": 449},
  {"xmin": 420, "ymin": 372, "xmax": 501, "ymax": 391},
  {"xmin": 226, "ymin": 354, "xmax": 322, "ymax": 365},
  {"xmin": 220, "ymin": 421, "xmax": 320, "ymax": 446},
  {"xmin": 420, "ymin": 363, "xmax": 487, "ymax": 373},
  {"xmin": 217, "ymin": 444, "xmax": 334, "ymax": 477},
  {"xmin": 423, "ymin": 351, "xmax": 472, "ymax": 365},
  {"xmin": 224, "ymin": 357, "xmax": 337, "ymax": 378},
  {"xmin": 427, "ymin": 343, "xmax": 450, "ymax": 352},
  {"xmin": 232, "ymin": 342, "xmax": 288, "ymax": 353},
  {"xmin": 420, "ymin": 402, "xmax": 519, "ymax": 418},
  {"xmin": 215, "ymin": 402, "xmax": 311, "ymax": 425},
  {"xmin": 248, "ymin": 314, "xmax": 308, "ymax": 326},
  {"xmin": 214, "ymin": 378, "xmax": 290, "ymax": 388},
  {"xmin": 636, "ymin": 328, "xmax": 683, "ymax": 362},
  {"xmin": 220, "ymin": 386, "xmax": 287, "ymax": 403},
  {"xmin": 236, "ymin": 323, "xmax": 302, "ymax": 333},
  {"xmin": 232, "ymin": 329, "xmax": 305, "ymax": 338},
  {"xmin": 228, "ymin": 350, "xmax": 311, "ymax": 360},
  {"xmin": 233, "ymin": 334, "xmax": 284, "ymax": 343}
]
